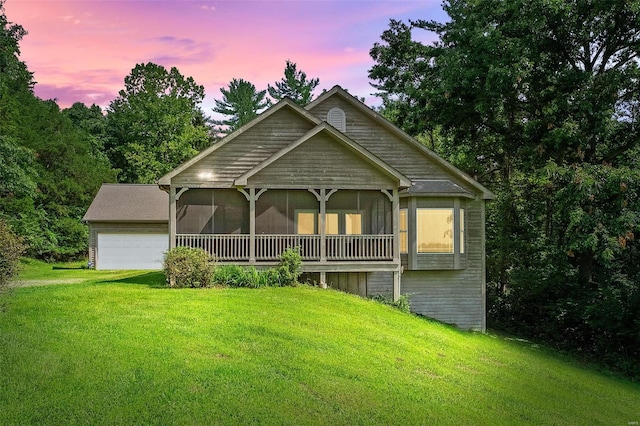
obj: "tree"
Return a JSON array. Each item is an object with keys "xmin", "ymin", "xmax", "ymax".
[
  {"xmin": 369, "ymin": 0, "xmax": 640, "ymax": 377},
  {"xmin": 0, "ymin": 0, "xmax": 33, "ymax": 97},
  {"xmin": 213, "ymin": 78, "xmax": 268, "ymax": 133},
  {"xmin": 0, "ymin": 218, "xmax": 25, "ymax": 289},
  {"xmin": 105, "ymin": 62, "xmax": 212, "ymax": 183},
  {"xmin": 267, "ymin": 60, "xmax": 320, "ymax": 106}
]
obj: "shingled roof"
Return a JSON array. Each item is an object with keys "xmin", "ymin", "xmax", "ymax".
[{"xmin": 83, "ymin": 184, "xmax": 168, "ymax": 222}]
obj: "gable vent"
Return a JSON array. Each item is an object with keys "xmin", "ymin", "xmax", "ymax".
[{"xmin": 327, "ymin": 107, "xmax": 346, "ymax": 132}]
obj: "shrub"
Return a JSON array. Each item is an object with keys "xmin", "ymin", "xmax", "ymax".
[
  {"xmin": 0, "ymin": 219, "xmax": 26, "ymax": 289},
  {"xmin": 371, "ymin": 294, "xmax": 411, "ymax": 314},
  {"xmin": 163, "ymin": 246, "xmax": 214, "ymax": 288},
  {"xmin": 276, "ymin": 247, "xmax": 302, "ymax": 286},
  {"xmin": 212, "ymin": 249, "xmax": 303, "ymax": 288}
]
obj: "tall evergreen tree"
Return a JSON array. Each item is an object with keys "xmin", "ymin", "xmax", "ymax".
[
  {"xmin": 267, "ymin": 60, "xmax": 319, "ymax": 106},
  {"xmin": 213, "ymin": 78, "xmax": 268, "ymax": 133}
]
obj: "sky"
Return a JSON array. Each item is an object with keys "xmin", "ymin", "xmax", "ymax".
[{"xmin": 5, "ymin": 0, "xmax": 447, "ymax": 114}]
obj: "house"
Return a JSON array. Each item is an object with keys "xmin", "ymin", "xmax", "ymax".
[
  {"xmin": 156, "ymin": 85, "xmax": 494, "ymax": 331},
  {"xmin": 83, "ymin": 184, "xmax": 169, "ymax": 270},
  {"xmin": 84, "ymin": 86, "xmax": 493, "ymax": 330}
]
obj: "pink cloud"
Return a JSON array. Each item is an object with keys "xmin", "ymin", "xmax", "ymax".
[{"xmin": 5, "ymin": 0, "xmax": 448, "ymax": 113}]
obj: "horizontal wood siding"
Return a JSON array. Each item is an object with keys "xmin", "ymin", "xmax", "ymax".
[
  {"xmin": 248, "ymin": 133, "xmax": 395, "ymax": 188},
  {"xmin": 367, "ymin": 272, "xmax": 393, "ymax": 298},
  {"xmin": 401, "ymin": 270, "xmax": 484, "ymax": 331},
  {"xmin": 87, "ymin": 222, "xmax": 169, "ymax": 267},
  {"xmin": 308, "ymin": 96, "xmax": 477, "ymax": 193},
  {"xmin": 400, "ymin": 198, "xmax": 485, "ymax": 331},
  {"xmin": 173, "ymin": 107, "xmax": 315, "ymax": 186}
]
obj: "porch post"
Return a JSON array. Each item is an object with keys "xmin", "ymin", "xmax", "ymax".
[
  {"xmin": 320, "ymin": 188, "xmax": 326, "ymax": 263},
  {"xmin": 169, "ymin": 186, "xmax": 176, "ymax": 249},
  {"xmin": 249, "ymin": 187, "xmax": 256, "ymax": 263},
  {"xmin": 392, "ymin": 189, "xmax": 401, "ymax": 301},
  {"xmin": 392, "ymin": 189, "xmax": 400, "ymax": 263}
]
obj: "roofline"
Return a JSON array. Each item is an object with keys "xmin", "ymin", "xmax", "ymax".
[
  {"xmin": 307, "ymin": 86, "xmax": 496, "ymax": 200},
  {"xmin": 158, "ymin": 98, "xmax": 323, "ymax": 185},
  {"xmin": 234, "ymin": 122, "xmax": 412, "ymax": 188}
]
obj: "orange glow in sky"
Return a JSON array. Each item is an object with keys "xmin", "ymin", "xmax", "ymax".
[{"xmin": 5, "ymin": 0, "xmax": 445, "ymax": 113}]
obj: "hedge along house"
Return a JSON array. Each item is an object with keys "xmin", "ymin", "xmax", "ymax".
[{"xmin": 158, "ymin": 86, "xmax": 495, "ymax": 331}]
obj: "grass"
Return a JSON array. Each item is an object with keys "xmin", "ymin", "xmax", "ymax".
[{"xmin": 1, "ymin": 260, "xmax": 639, "ymax": 424}]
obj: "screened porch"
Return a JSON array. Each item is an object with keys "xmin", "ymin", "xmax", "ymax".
[{"xmin": 173, "ymin": 188, "xmax": 397, "ymax": 262}]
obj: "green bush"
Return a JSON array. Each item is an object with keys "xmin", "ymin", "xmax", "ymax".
[
  {"xmin": 0, "ymin": 219, "xmax": 26, "ymax": 289},
  {"xmin": 276, "ymin": 247, "xmax": 302, "ymax": 286},
  {"xmin": 212, "ymin": 248, "xmax": 303, "ymax": 288},
  {"xmin": 371, "ymin": 294, "xmax": 411, "ymax": 314},
  {"xmin": 163, "ymin": 246, "xmax": 214, "ymax": 288}
]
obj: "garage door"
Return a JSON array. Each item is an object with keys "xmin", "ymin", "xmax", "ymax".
[{"xmin": 97, "ymin": 233, "xmax": 169, "ymax": 270}]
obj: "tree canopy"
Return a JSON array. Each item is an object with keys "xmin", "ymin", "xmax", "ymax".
[
  {"xmin": 370, "ymin": 0, "xmax": 640, "ymax": 377},
  {"xmin": 105, "ymin": 62, "xmax": 212, "ymax": 183},
  {"xmin": 267, "ymin": 60, "xmax": 320, "ymax": 106},
  {"xmin": 213, "ymin": 78, "xmax": 268, "ymax": 133}
]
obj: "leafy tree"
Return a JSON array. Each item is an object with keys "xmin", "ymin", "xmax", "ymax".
[
  {"xmin": 213, "ymin": 78, "xmax": 268, "ymax": 133},
  {"xmin": 0, "ymin": 0, "xmax": 33, "ymax": 97},
  {"xmin": 370, "ymin": 0, "xmax": 640, "ymax": 377},
  {"xmin": 105, "ymin": 62, "xmax": 212, "ymax": 183},
  {"xmin": 63, "ymin": 102, "xmax": 108, "ymax": 158},
  {"xmin": 267, "ymin": 60, "xmax": 320, "ymax": 106},
  {"xmin": 0, "ymin": 218, "xmax": 25, "ymax": 289}
]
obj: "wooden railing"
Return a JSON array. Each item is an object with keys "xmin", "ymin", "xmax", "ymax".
[
  {"xmin": 175, "ymin": 234, "xmax": 394, "ymax": 261},
  {"xmin": 175, "ymin": 234, "xmax": 250, "ymax": 261},
  {"xmin": 326, "ymin": 235, "xmax": 394, "ymax": 260}
]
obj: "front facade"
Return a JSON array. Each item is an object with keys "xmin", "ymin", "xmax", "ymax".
[{"xmin": 159, "ymin": 86, "xmax": 494, "ymax": 331}]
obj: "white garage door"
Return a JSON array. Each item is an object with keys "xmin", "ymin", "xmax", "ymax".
[{"xmin": 97, "ymin": 233, "xmax": 169, "ymax": 270}]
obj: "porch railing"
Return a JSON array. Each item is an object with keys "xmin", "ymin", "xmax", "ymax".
[{"xmin": 175, "ymin": 234, "xmax": 394, "ymax": 261}]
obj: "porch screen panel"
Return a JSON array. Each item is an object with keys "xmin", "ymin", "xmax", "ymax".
[
  {"xmin": 360, "ymin": 191, "xmax": 391, "ymax": 234},
  {"xmin": 256, "ymin": 190, "xmax": 288, "ymax": 234},
  {"xmin": 213, "ymin": 189, "xmax": 249, "ymax": 234},
  {"xmin": 288, "ymin": 190, "xmax": 320, "ymax": 234},
  {"xmin": 176, "ymin": 189, "xmax": 213, "ymax": 234}
]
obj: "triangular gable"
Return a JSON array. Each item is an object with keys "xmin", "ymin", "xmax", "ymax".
[
  {"xmin": 306, "ymin": 86, "xmax": 495, "ymax": 200},
  {"xmin": 235, "ymin": 122, "xmax": 411, "ymax": 188},
  {"xmin": 158, "ymin": 98, "xmax": 322, "ymax": 185}
]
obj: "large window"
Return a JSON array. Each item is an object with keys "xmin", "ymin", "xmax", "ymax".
[{"xmin": 416, "ymin": 208, "xmax": 464, "ymax": 254}]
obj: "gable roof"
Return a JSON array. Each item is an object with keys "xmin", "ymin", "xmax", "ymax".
[
  {"xmin": 158, "ymin": 98, "xmax": 322, "ymax": 186},
  {"xmin": 83, "ymin": 184, "xmax": 168, "ymax": 222},
  {"xmin": 306, "ymin": 86, "xmax": 495, "ymax": 200},
  {"xmin": 235, "ymin": 122, "xmax": 411, "ymax": 188}
]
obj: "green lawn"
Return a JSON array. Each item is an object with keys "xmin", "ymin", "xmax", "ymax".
[{"xmin": 1, "ymin": 260, "xmax": 639, "ymax": 425}]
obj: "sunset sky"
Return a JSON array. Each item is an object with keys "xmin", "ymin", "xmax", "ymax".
[{"xmin": 5, "ymin": 0, "xmax": 446, "ymax": 114}]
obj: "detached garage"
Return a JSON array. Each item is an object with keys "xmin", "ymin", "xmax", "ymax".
[{"xmin": 83, "ymin": 184, "xmax": 169, "ymax": 270}]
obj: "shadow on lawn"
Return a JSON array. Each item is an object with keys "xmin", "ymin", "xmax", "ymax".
[{"xmin": 101, "ymin": 272, "xmax": 167, "ymax": 288}]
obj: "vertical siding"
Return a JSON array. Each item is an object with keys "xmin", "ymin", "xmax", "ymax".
[{"xmin": 326, "ymin": 272, "xmax": 367, "ymax": 297}]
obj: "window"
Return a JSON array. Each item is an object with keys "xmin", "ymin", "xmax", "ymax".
[
  {"xmin": 296, "ymin": 210, "xmax": 362, "ymax": 235},
  {"xmin": 416, "ymin": 208, "xmax": 465, "ymax": 254},
  {"xmin": 296, "ymin": 210, "xmax": 317, "ymax": 235},
  {"xmin": 399, "ymin": 209, "xmax": 408, "ymax": 254}
]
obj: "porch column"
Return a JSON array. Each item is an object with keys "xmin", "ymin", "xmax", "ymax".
[
  {"xmin": 392, "ymin": 189, "xmax": 400, "ymax": 264},
  {"xmin": 320, "ymin": 188, "xmax": 326, "ymax": 263},
  {"xmin": 169, "ymin": 186, "xmax": 176, "ymax": 249},
  {"xmin": 249, "ymin": 187, "xmax": 256, "ymax": 263}
]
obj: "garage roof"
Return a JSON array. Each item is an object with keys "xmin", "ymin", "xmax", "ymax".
[{"xmin": 83, "ymin": 184, "xmax": 168, "ymax": 223}]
